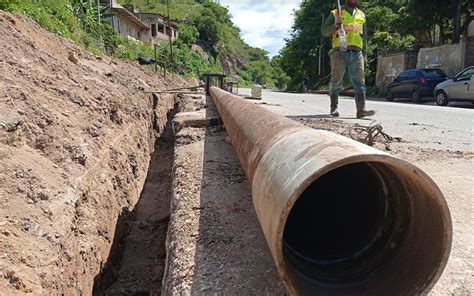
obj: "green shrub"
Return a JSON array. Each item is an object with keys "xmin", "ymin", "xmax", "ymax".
[
  {"xmin": 1, "ymin": 0, "xmax": 117, "ymax": 54},
  {"xmin": 4, "ymin": 0, "xmax": 78, "ymax": 37},
  {"xmin": 2, "ymin": 0, "xmax": 285, "ymax": 85},
  {"xmin": 178, "ymin": 24, "xmax": 199, "ymax": 46},
  {"xmin": 114, "ymin": 38, "xmax": 154, "ymax": 60}
]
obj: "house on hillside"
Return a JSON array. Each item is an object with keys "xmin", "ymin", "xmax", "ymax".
[
  {"xmin": 99, "ymin": 0, "xmax": 150, "ymax": 42},
  {"xmin": 99, "ymin": 1, "xmax": 179, "ymax": 45},
  {"xmin": 141, "ymin": 12, "xmax": 179, "ymax": 44}
]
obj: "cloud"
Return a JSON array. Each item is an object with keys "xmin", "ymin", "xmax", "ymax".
[{"xmin": 220, "ymin": 0, "xmax": 302, "ymax": 57}]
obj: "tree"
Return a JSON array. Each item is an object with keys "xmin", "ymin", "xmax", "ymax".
[
  {"xmin": 194, "ymin": 15, "xmax": 219, "ymax": 44},
  {"xmin": 402, "ymin": 0, "xmax": 474, "ymax": 44},
  {"xmin": 277, "ymin": 0, "xmax": 334, "ymax": 90},
  {"xmin": 177, "ymin": 24, "xmax": 199, "ymax": 46},
  {"xmin": 451, "ymin": 0, "xmax": 474, "ymax": 43}
]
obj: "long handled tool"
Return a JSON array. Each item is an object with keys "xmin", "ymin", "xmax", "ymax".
[{"xmin": 336, "ymin": 0, "xmax": 347, "ymax": 51}]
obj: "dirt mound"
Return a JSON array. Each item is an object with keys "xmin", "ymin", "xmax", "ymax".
[{"xmin": 0, "ymin": 11, "xmax": 185, "ymax": 294}]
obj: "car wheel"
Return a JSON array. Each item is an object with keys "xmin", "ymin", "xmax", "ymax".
[
  {"xmin": 435, "ymin": 91, "xmax": 449, "ymax": 106},
  {"xmin": 411, "ymin": 91, "xmax": 422, "ymax": 103},
  {"xmin": 386, "ymin": 90, "xmax": 394, "ymax": 102}
]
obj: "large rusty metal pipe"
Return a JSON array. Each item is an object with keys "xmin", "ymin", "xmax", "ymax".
[{"xmin": 209, "ymin": 86, "xmax": 452, "ymax": 295}]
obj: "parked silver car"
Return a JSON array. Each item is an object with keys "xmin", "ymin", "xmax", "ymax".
[{"xmin": 434, "ymin": 66, "xmax": 474, "ymax": 106}]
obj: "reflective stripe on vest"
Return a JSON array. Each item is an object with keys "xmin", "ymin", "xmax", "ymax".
[
  {"xmin": 331, "ymin": 8, "xmax": 366, "ymax": 49},
  {"xmin": 343, "ymin": 24, "xmax": 363, "ymax": 33}
]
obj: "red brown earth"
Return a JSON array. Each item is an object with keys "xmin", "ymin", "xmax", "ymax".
[{"xmin": 0, "ymin": 11, "xmax": 186, "ymax": 295}]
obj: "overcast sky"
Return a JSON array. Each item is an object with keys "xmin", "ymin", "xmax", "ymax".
[{"xmin": 219, "ymin": 0, "xmax": 302, "ymax": 57}]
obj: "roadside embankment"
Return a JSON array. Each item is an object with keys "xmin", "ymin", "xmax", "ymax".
[{"xmin": 0, "ymin": 11, "xmax": 186, "ymax": 294}]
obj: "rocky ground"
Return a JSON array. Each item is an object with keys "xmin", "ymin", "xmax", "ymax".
[{"xmin": 0, "ymin": 11, "xmax": 186, "ymax": 295}]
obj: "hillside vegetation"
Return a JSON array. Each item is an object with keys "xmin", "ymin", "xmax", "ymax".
[
  {"xmin": 0, "ymin": 0, "xmax": 158, "ymax": 60},
  {"xmin": 119, "ymin": 0, "xmax": 289, "ymax": 88},
  {"xmin": 0, "ymin": 0, "xmax": 288, "ymax": 88}
]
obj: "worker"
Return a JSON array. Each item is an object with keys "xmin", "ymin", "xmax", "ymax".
[
  {"xmin": 322, "ymin": 0, "xmax": 375, "ymax": 118},
  {"xmin": 303, "ymin": 77, "xmax": 310, "ymax": 93}
]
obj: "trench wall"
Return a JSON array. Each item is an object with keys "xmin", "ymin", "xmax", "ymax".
[{"xmin": 0, "ymin": 10, "xmax": 186, "ymax": 295}]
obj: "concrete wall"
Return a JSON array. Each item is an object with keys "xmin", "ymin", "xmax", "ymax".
[
  {"xmin": 465, "ymin": 37, "xmax": 474, "ymax": 67},
  {"xmin": 376, "ymin": 53, "xmax": 406, "ymax": 93},
  {"xmin": 417, "ymin": 40, "xmax": 466, "ymax": 77},
  {"xmin": 141, "ymin": 13, "xmax": 179, "ymax": 43},
  {"xmin": 142, "ymin": 14, "xmax": 165, "ymax": 26},
  {"xmin": 152, "ymin": 33, "xmax": 170, "ymax": 45},
  {"xmin": 112, "ymin": 14, "xmax": 149, "ymax": 42},
  {"xmin": 468, "ymin": 14, "xmax": 474, "ymax": 37}
]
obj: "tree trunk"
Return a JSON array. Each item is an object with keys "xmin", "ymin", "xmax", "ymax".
[
  {"xmin": 451, "ymin": 0, "xmax": 462, "ymax": 43},
  {"xmin": 440, "ymin": 22, "xmax": 445, "ymax": 44}
]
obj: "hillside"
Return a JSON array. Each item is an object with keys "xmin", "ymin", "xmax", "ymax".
[
  {"xmin": 0, "ymin": 10, "xmax": 187, "ymax": 294},
  {"xmin": 119, "ymin": 0, "xmax": 289, "ymax": 88}
]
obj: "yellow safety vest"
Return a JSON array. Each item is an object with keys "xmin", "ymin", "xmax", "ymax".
[{"xmin": 331, "ymin": 8, "xmax": 365, "ymax": 49}]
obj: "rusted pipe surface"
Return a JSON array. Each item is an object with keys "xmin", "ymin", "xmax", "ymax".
[{"xmin": 209, "ymin": 86, "xmax": 452, "ymax": 295}]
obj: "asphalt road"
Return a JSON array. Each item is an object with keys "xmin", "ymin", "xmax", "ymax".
[{"xmin": 238, "ymin": 88, "xmax": 474, "ymax": 152}]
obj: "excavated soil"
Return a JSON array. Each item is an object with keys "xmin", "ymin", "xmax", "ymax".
[{"xmin": 0, "ymin": 11, "xmax": 186, "ymax": 295}]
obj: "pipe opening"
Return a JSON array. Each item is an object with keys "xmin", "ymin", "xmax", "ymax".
[{"xmin": 282, "ymin": 162, "xmax": 450, "ymax": 295}]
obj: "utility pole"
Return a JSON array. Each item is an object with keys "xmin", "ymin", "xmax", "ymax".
[
  {"xmin": 167, "ymin": 0, "xmax": 174, "ymax": 71},
  {"xmin": 109, "ymin": 0, "xmax": 114, "ymax": 30},
  {"xmin": 97, "ymin": 0, "xmax": 101, "ymax": 23},
  {"xmin": 319, "ymin": 14, "xmax": 324, "ymax": 77},
  {"xmin": 96, "ymin": 0, "xmax": 103, "ymax": 49}
]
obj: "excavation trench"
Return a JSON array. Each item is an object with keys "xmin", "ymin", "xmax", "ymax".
[{"xmin": 92, "ymin": 106, "xmax": 178, "ymax": 295}]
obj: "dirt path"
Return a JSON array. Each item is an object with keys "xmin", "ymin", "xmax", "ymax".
[
  {"xmin": 163, "ymin": 125, "xmax": 286, "ymax": 295},
  {"xmin": 162, "ymin": 94, "xmax": 286, "ymax": 295}
]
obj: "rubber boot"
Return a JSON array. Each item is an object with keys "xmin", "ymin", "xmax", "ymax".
[
  {"xmin": 355, "ymin": 92, "xmax": 375, "ymax": 118},
  {"xmin": 330, "ymin": 95, "xmax": 340, "ymax": 117}
]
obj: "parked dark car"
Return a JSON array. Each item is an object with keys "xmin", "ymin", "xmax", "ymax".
[{"xmin": 386, "ymin": 69, "xmax": 447, "ymax": 103}]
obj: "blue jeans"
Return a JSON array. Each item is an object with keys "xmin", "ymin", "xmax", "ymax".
[{"xmin": 329, "ymin": 50, "xmax": 366, "ymax": 96}]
